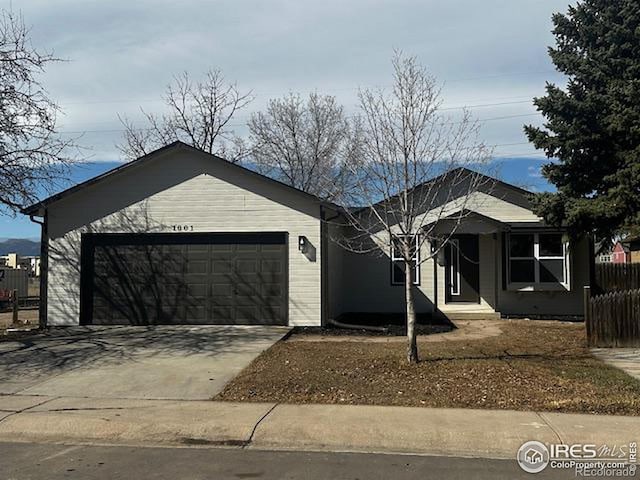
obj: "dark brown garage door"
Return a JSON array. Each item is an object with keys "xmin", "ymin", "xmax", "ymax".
[{"xmin": 80, "ymin": 233, "xmax": 288, "ymax": 325}]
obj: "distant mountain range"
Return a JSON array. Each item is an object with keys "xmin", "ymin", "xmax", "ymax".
[{"xmin": 0, "ymin": 239, "xmax": 40, "ymax": 256}]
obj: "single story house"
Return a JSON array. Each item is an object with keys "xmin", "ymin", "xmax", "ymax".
[{"xmin": 22, "ymin": 142, "xmax": 593, "ymax": 327}]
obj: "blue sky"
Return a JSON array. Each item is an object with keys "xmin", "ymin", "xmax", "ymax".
[
  {"xmin": 1, "ymin": 0, "xmax": 570, "ymax": 238},
  {"xmin": 4, "ymin": 158, "xmax": 554, "ymax": 239}
]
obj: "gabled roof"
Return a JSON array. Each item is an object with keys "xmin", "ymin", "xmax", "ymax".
[
  {"xmin": 22, "ymin": 141, "xmax": 343, "ymax": 216},
  {"xmin": 424, "ymin": 209, "xmax": 508, "ymax": 228},
  {"xmin": 22, "ymin": 141, "xmax": 536, "ymax": 221},
  {"xmin": 349, "ymin": 167, "xmax": 534, "ymax": 217}
]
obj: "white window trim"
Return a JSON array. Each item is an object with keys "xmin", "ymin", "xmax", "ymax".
[
  {"xmin": 507, "ymin": 232, "xmax": 570, "ymax": 291},
  {"xmin": 450, "ymin": 239, "xmax": 460, "ymax": 296},
  {"xmin": 391, "ymin": 235, "xmax": 420, "ymax": 286}
]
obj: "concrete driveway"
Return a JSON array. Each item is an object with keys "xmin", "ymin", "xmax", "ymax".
[{"xmin": 0, "ymin": 326, "xmax": 290, "ymax": 400}]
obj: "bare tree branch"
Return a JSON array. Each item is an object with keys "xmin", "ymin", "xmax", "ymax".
[
  {"xmin": 117, "ymin": 69, "xmax": 252, "ymax": 163},
  {"xmin": 247, "ymin": 93, "xmax": 361, "ymax": 201},
  {"xmin": 333, "ymin": 51, "xmax": 494, "ymax": 363},
  {"xmin": 0, "ymin": 9, "xmax": 78, "ymax": 214}
]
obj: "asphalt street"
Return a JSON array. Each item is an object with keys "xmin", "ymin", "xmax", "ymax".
[{"xmin": 0, "ymin": 442, "xmax": 606, "ymax": 480}]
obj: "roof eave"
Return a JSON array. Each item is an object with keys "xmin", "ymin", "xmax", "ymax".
[
  {"xmin": 19, "ymin": 141, "xmax": 341, "ymax": 216},
  {"xmin": 21, "ymin": 203, "xmax": 45, "ymax": 216}
]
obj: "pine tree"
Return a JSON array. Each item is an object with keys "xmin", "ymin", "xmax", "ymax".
[{"xmin": 525, "ymin": 0, "xmax": 640, "ymax": 240}]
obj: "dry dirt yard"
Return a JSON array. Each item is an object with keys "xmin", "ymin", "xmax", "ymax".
[
  {"xmin": 0, "ymin": 309, "xmax": 39, "ymax": 334},
  {"xmin": 216, "ymin": 320, "xmax": 640, "ymax": 415}
]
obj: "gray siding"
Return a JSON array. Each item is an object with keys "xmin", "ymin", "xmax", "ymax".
[
  {"xmin": 328, "ymin": 193, "xmax": 590, "ymax": 319},
  {"xmin": 46, "ymin": 149, "xmax": 322, "ymax": 326},
  {"xmin": 496, "ymin": 235, "xmax": 591, "ymax": 317},
  {"xmin": 329, "ymin": 225, "xmax": 436, "ymax": 316},
  {"xmin": 327, "ymin": 222, "xmax": 345, "ymax": 319}
]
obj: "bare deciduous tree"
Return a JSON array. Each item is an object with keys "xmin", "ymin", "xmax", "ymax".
[
  {"xmin": 0, "ymin": 9, "xmax": 76, "ymax": 213},
  {"xmin": 118, "ymin": 69, "xmax": 252, "ymax": 162},
  {"xmin": 247, "ymin": 93, "xmax": 360, "ymax": 200},
  {"xmin": 336, "ymin": 52, "xmax": 492, "ymax": 363}
]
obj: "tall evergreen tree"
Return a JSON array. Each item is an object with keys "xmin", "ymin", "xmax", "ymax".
[{"xmin": 525, "ymin": 0, "xmax": 640, "ymax": 240}]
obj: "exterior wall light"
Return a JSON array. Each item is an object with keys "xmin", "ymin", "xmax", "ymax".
[{"xmin": 298, "ymin": 235, "xmax": 308, "ymax": 253}]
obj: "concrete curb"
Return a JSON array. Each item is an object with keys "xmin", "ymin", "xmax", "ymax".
[
  {"xmin": 0, "ymin": 397, "xmax": 638, "ymax": 459},
  {"xmin": 250, "ymin": 404, "xmax": 559, "ymax": 459},
  {"xmin": 0, "ymin": 397, "xmax": 275, "ymax": 447}
]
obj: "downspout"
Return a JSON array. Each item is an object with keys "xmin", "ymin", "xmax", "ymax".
[{"xmin": 29, "ymin": 211, "xmax": 48, "ymax": 329}]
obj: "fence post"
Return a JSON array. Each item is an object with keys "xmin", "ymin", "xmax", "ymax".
[
  {"xmin": 11, "ymin": 289, "xmax": 18, "ymax": 325},
  {"xmin": 584, "ymin": 286, "xmax": 591, "ymax": 345}
]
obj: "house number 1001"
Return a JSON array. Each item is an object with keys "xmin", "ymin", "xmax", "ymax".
[{"xmin": 172, "ymin": 225, "xmax": 194, "ymax": 232}]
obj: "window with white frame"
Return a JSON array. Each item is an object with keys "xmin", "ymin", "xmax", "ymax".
[
  {"xmin": 507, "ymin": 233, "xmax": 569, "ymax": 288},
  {"xmin": 391, "ymin": 235, "xmax": 420, "ymax": 285}
]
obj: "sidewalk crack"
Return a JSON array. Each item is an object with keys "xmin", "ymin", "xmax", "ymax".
[
  {"xmin": 0, "ymin": 396, "xmax": 59, "ymax": 425},
  {"xmin": 535, "ymin": 411, "xmax": 563, "ymax": 444},
  {"xmin": 244, "ymin": 403, "xmax": 279, "ymax": 448}
]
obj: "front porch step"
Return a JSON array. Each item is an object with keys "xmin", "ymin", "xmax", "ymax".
[{"xmin": 440, "ymin": 311, "xmax": 502, "ymax": 321}]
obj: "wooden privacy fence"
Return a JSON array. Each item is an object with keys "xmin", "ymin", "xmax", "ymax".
[
  {"xmin": 585, "ymin": 286, "xmax": 640, "ymax": 347},
  {"xmin": 595, "ymin": 263, "xmax": 640, "ymax": 292}
]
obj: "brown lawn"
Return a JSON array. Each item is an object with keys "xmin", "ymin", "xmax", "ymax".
[{"xmin": 216, "ymin": 320, "xmax": 640, "ymax": 415}]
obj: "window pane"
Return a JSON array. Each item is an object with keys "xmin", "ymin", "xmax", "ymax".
[
  {"xmin": 392, "ymin": 236, "xmax": 418, "ymax": 260},
  {"xmin": 539, "ymin": 234, "xmax": 563, "ymax": 257},
  {"xmin": 510, "ymin": 259, "xmax": 535, "ymax": 283},
  {"xmin": 540, "ymin": 259, "xmax": 565, "ymax": 283},
  {"xmin": 392, "ymin": 262, "xmax": 419, "ymax": 284},
  {"xmin": 391, "ymin": 238, "xmax": 402, "ymax": 260},
  {"xmin": 392, "ymin": 263, "xmax": 404, "ymax": 284},
  {"xmin": 510, "ymin": 234, "xmax": 534, "ymax": 257},
  {"xmin": 408, "ymin": 238, "xmax": 418, "ymax": 260}
]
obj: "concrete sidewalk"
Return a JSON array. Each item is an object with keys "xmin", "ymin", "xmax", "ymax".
[
  {"xmin": 1, "ymin": 396, "xmax": 639, "ymax": 459},
  {"xmin": 592, "ymin": 348, "xmax": 640, "ymax": 381}
]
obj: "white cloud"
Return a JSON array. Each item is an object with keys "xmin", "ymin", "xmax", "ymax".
[
  {"xmin": 5, "ymin": 0, "xmax": 574, "ymax": 162},
  {"xmin": 528, "ymin": 165, "xmax": 544, "ymax": 178}
]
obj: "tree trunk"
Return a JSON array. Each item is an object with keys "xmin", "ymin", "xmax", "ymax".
[{"xmin": 405, "ymin": 260, "xmax": 419, "ymax": 363}]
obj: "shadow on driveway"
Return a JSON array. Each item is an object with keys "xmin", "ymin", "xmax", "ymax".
[{"xmin": 0, "ymin": 326, "xmax": 290, "ymax": 400}]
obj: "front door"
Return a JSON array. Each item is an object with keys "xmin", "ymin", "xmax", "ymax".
[{"xmin": 444, "ymin": 234, "xmax": 480, "ymax": 303}]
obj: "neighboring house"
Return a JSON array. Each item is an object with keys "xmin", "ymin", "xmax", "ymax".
[
  {"xmin": 29, "ymin": 257, "xmax": 41, "ymax": 277},
  {"xmin": 0, "ymin": 253, "xmax": 41, "ymax": 277},
  {"xmin": 1, "ymin": 253, "xmax": 20, "ymax": 269},
  {"xmin": 621, "ymin": 236, "xmax": 640, "ymax": 264},
  {"xmin": 22, "ymin": 142, "xmax": 593, "ymax": 327},
  {"xmin": 595, "ymin": 241, "xmax": 629, "ymax": 264}
]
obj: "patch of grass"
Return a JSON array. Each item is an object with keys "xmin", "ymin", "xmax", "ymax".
[{"xmin": 216, "ymin": 320, "xmax": 640, "ymax": 415}]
